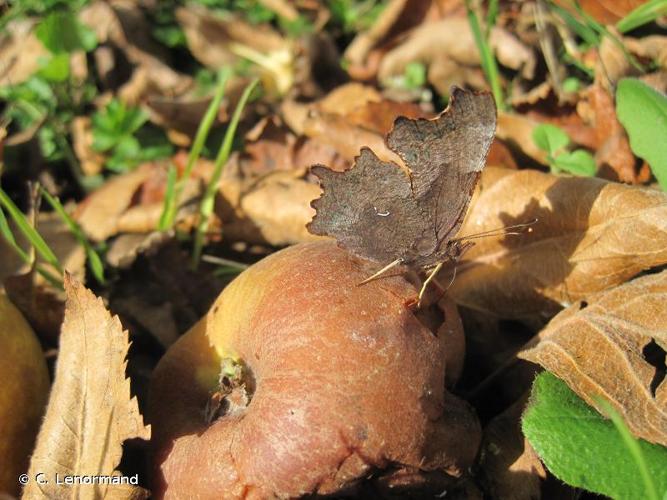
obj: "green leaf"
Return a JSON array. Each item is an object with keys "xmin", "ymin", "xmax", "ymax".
[
  {"xmin": 616, "ymin": 78, "xmax": 667, "ymax": 190},
  {"xmin": 532, "ymin": 124, "xmax": 570, "ymax": 156},
  {"xmin": 522, "ymin": 372, "xmax": 667, "ymax": 500},
  {"xmin": 403, "ymin": 61, "xmax": 426, "ymax": 89},
  {"xmin": 35, "ymin": 9, "xmax": 97, "ymax": 54},
  {"xmin": 617, "ymin": 0, "xmax": 667, "ymax": 33},
  {"xmin": 553, "ymin": 149, "xmax": 597, "ymax": 176},
  {"xmin": 562, "ymin": 77, "xmax": 581, "ymax": 93},
  {"xmin": 38, "ymin": 53, "xmax": 70, "ymax": 82}
]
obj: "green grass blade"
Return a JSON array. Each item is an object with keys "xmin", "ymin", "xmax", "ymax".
[
  {"xmin": 192, "ymin": 78, "xmax": 260, "ymax": 267},
  {"xmin": 0, "ymin": 187, "xmax": 63, "ymax": 273},
  {"xmin": 549, "ymin": 3, "xmax": 600, "ymax": 46},
  {"xmin": 485, "ymin": 0, "xmax": 499, "ymax": 39},
  {"xmin": 162, "ymin": 68, "xmax": 233, "ymax": 230},
  {"xmin": 464, "ymin": 0, "xmax": 506, "ymax": 111},
  {"xmin": 596, "ymin": 398, "xmax": 660, "ymax": 500},
  {"xmin": 0, "ymin": 206, "xmax": 63, "ymax": 289},
  {"xmin": 617, "ymin": 0, "xmax": 667, "ymax": 33},
  {"xmin": 158, "ymin": 162, "xmax": 178, "ymax": 231},
  {"xmin": 556, "ymin": 1, "xmax": 645, "ymax": 72},
  {"xmin": 40, "ymin": 188, "xmax": 105, "ymax": 284},
  {"xmin": 0, "ymin": 207, "xmax": 29, "ymax": 262}
]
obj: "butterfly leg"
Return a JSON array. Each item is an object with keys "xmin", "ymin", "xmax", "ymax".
[
  {"xmin": 358, "ymin": 258, "xmax": 403, "ymax": 286},
  {"xmin": 417, "ymin": 261, "xmax": 444, "ymax": 307}
]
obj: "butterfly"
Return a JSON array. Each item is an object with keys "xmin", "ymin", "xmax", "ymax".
[{"xmin": 307, "ymin": 86, "xmax": 497, "ymax": 304}]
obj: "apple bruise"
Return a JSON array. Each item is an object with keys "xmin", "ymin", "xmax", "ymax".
[{"xmin": 149, "ymin": 241, "xmax": 480, "ymax": 499}]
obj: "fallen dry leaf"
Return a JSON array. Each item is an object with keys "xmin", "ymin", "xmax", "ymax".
[
  {"xmin": 450, "ymin": 167, "xmax": 667, "ymax": 318},
  {"xmin": 479, "ymin": 394, "xmax": 546, "ymax": 500},
  {"xmin": 23, "ymin": 275, "xmax": 150, "ymax": 499},
  {"xmin": 0, "ymin": 19, "xmax": 49, "ymax": 87},
  {"xmin": 378, "ymin": 18, "xmax": 535, "ymax": 95},
  {"xmin": 220, "ymin": 169, "xmax": 322, "ymax": 246},
  {"xmin": 553, "ymin": 0, "xmax": 647, "ymax": 24},
  {"xmin": 579, "ymin": 84, "xmax": 637, "ymax": 183},
  {"xmin": 71, "ymin": 117, "xmax": 106, "ymax": 176},
  {"xmin": 79, "ymin": 1, "xmax": 191, "ymax": 98},
  {"xmin": 520, "ymin": 269, "xmax": 667, "ymax": 446},
  {"xmin": 495, "ymin": 113, "xmax": 549, "ymax": 165},
  {"xmin": 176, "ymin": 5, "xmax": 293, "ymax": 95},
  {"xmin": 75, "ymin": 164, "xmax": 155, "ymax": 242},
  {"xmin": 344, "ymin": 0, "xmax": 432, "ymax": 69}
]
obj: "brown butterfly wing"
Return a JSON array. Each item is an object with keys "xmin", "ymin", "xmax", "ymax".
[
  {"xmin": 387, "ymin": 88, "xmax": 497, "ymax": 266},
  {"xmin": 308, "ymin": 87, "xmax": 497, "ymax": 268},
  {"xmin": 308, "ymin": 148, "xmax": 424, "ymax": 264}
]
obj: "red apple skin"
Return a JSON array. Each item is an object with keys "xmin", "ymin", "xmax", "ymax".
[{"xmin": 149, "ymin": 241, "xmax": 480, "ymax": 499}]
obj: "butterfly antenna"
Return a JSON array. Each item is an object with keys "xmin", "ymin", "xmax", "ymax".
[
  {"xmin": 417, "ymin": 261, "xmax": 444, "ymax": 307},
  {"xmin": 456, "ymin": 218, "xmax": 538, "ymax": 242},
  {"xmin": 358, "ymin": 258, "xmax": 404, "ymax": 286}
]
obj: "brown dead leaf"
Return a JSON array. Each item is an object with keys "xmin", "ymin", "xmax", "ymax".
[
  {"xmin": 75, "ymin": 164, "xmax": 155, "ymax": 242},
  {"xmin": 581, "ymin": 84, "xmax": 637, "ymax": 183},
  {"xmin": 79, "ymin": 1, "xmax": 191, "ymax": 98},
  {"xmin": 71, "ymin": 117, "xmax": 106, "ymax": 176},
  {"xmin": 520, "ymin": 269, "xmax": 667, "ymax": 446},
  {"xmin": 344, "ymin": 0, "xmax": 432, "ymax": 69},
  {"xmin": 23, "ymin": 275, "xmax": 150, "ymax": 499},
  {"xmin": 0, "ymin": 19, "xmax": 49, "ymax": 87},
  {"xmin": 110, "ymin": 241, "xmax": 222, "ymax": 349},
  {"xmin": 378, "ymin": 18, "xmax": 535, "ymax": 95},
  {"xmin": 450, "ymin": 167, "xmax": 667, "ymax": 318},
  {"xmin": 553, "ymin": 0, "xmax": 647, "ymax": 24},
  {"xmin": 316, "ymin": 82, "xmax": 382, "ymax": 116},
  {"xmin": 479, "ymin": 394, "xmax": 546, "ymax": 500},
  {"xmin": 302, "ymin": 109, "xmax": 406, "ymax": 168},
  {"xmin": 176, "ymin": 5, "xmax": 293, "ymax": 95},
  {"xmin": 219, "ymin": 169, "xmax": 322, "ymax": 246},
  {"xmin": 496, "ymin": 113, "xmax": 549, "ymax": 165}
]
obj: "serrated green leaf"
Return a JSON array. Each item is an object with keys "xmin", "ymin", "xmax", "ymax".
[
  {"xmin": 532, "ymin": 124, "xmax": 570, "ymax": 156},
  {"xmin": 616, "ymin": 78, "xmax": 667, "ymax": 190},
  {"xmin": 522, "ymin": 372, "xmax": 667, "ymax": 500},
  {"xmin": 553, "ymin": 149, "xmax": 597, "ymax": 176}
]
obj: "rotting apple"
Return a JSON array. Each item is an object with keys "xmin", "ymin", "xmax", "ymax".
[
  {"xmin": 148, "ymin": 241, "xmax": 480, "ymax": 499},
  {"xmin": 0, "ymin": 293, "xmax": 49, "ymax": 497}
]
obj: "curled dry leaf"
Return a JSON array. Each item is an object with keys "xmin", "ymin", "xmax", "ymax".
[
  {"xmin": 75, "ymin": 164, "xmax": 155, "ymax": 242},
  {"xmin": 451, "ymin": 167, "xmax": 667, "ymax": 318},
  {"xmin": 176, "ymin": 4, "xmax": 286, "ymax": 69},
  {"xmin": 71, "ymin": 117, "xmax": 106, "ymax": 176},
  {"xmin": 519, "ymin": 269, "xmax": 667, "ymax": 447},
  {"xmin": 219, "ymin": 170, "xmax": 322, "ymax": 246},
  {"xmin": 495, "ymin": 113, "xmax": 549, "ymax": 165},
  {"xmin": 378, "ymin": 18, "xmax": 535, "ymax": 95},
  {"xmin": 0, "ymin": 19, "xmax": 49, "ymax": 87},
  {"xmin": 343, "ymin": 0, "xmax": 432, "ymax": 69},
  {"xmin": 553, "ymin": 0, "xmax": 647, "ymax": 24},
  {"xmin": 176, "ymin": 5, "xmax": 293, "ymax": 95},
  {"xmin": 24, "ymin": 275, "xmax": 150, "ymax": 499},
  {"xmin": 584, "ymin": 84, "xmax": 637, "ymax": 183},
  {"xmin": 79, "ymin": 1, "xmax": 191, "ymax": 97}
]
